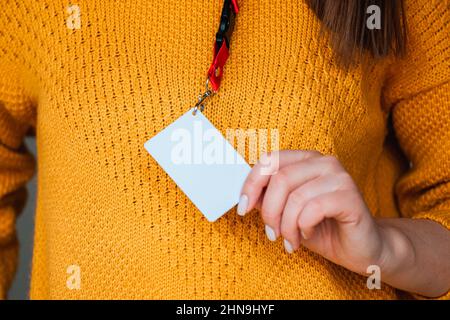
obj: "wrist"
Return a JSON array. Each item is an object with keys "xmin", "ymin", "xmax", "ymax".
[{"xmin": 374, "ymin": 219, "xmax": 416, "ymax": 281}]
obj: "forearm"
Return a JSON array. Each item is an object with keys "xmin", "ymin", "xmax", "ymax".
[{"xmin": 375, "ymin": 217, "xmax": 450, "ymax": 297}]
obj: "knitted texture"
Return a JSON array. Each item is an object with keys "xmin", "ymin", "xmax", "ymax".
[{"xmin": 0, "ymin": 0, "xmax": 448, "ymax": 299}]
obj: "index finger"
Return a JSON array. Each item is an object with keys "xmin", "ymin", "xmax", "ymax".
[{"xmin": 237, "ymin": 150, "xmax": 321, "ymax": 216}]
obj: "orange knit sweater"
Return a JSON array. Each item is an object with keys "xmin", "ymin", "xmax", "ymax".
[{"xmin": 0, "ymin": 0, "xmax": 448, "ymax": 299}]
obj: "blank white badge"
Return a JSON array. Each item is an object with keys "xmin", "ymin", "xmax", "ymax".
[{"xmin": 144, "ymin": 109, "xmax": 251, "ymax": 222}]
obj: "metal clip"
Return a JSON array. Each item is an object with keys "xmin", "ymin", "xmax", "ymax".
[{"xmin": 192, "ymin": 79, "xmax": 214, "ymax": 115}]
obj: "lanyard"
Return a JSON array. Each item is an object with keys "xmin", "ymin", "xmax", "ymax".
[{"xmin": 193, "ymin": 0, "xmax": 239, "ymax": 115}]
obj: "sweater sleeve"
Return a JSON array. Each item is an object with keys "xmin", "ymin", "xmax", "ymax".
[
  {"xmin": 384, "ymin": 0, "xmax": 450, "ymax": 298},
  {"xmin": 0, "ymin": 5, "xmax": 36, "ymax": 299}
]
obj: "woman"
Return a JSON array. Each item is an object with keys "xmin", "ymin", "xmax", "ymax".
[{"xmin": 0, "ymin": 0, "xmax": 448, "ymax": 299}]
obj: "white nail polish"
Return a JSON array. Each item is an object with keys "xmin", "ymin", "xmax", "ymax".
[
  {"xmin": 284, "ymin": 239, "xmax": 294, "ymax": 254},
  {"xmin": 237, "ymin": 194, "xmax": 248, "ymax": 216},
  {"xmin": 265, "ymin": 225, "xmax": 277, "ymax": 241}
]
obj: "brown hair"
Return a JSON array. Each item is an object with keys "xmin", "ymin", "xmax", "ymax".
[{"xmin": 306, "ymin": 0, "xmax": 407, "ymax": 64}]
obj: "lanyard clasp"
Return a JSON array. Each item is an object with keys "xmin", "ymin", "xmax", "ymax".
[
  {"xmin": 215, "ymin": 0, "xmax": 238, "ymax": 51},
  {"xmin": 192, "ymin": 79, "xmax": 214, "ymax": 115},
  {"xmin": 207, "ymin": 0, "xmax": 239, "ymax": 92}
]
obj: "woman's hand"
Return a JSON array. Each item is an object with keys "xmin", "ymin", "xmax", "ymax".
[
  {"xmin": 237, "ymin": 150, "xmax": 388, "ymax": 276},
  {"xmin": 238, "ymin": 150, "xmax": 450, "ymax": 297}
]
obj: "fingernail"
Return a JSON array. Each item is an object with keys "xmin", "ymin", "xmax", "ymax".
[
  {"xmin": 237, "ymin": 194, "xmax": 248, "ymax": 216},
  {"xmin": 284, "ymin": 239, "xmax": 294, "ymax": 254},
  {"xmin": 265, "ymin": 225, "xmax": 277, "ymax": 241},
  {"xmin": 301, "ymin": 230, "xmax": 308, "ymax": 240}
]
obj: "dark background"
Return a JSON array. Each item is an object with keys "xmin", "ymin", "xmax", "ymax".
[{"xmin": 8, "ymin": 137, "xmax": 36, "ymax": 299}]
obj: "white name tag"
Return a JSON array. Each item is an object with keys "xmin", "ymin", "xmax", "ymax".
[{"xmin": 144, "ymin": 109, "xmax": 251, "ymax": 222}]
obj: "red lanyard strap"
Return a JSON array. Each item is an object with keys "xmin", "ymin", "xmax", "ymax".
[
  {"xmin": 207, "ymin": 0, "xmax": 239, "ymax": 92},
  {"xmin": 192, "ymin": 0, "xmax": 238, "ymax": 115}
]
